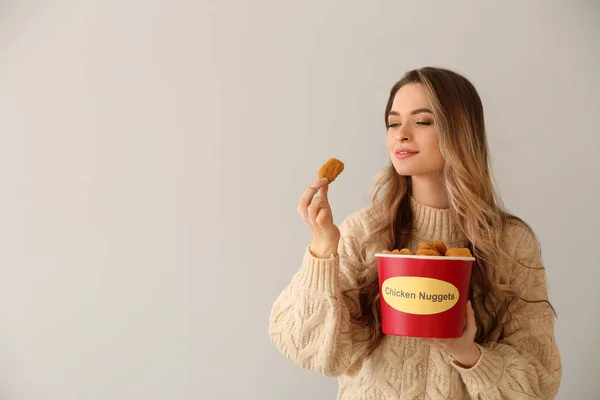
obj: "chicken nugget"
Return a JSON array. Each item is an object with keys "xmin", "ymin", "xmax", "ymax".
[
  {"xmin": 398, "ymin": 248, "xmax": 413, "ymax": 255},
  {"xmin": 418, "ymin": 241, "xmax": 436, "ymax": 251},
  {"xmin": 415, "ymin": 249, "xmax": 442, "ymax": 256},
  {"xmin": 432, "ymin": 240, "xmax": 448, "ymax": 255},
  {"xmin": 318, "ymin": 158, "xmax": 344, "ymax": 184},
  {"xmin": 445, "ymin": 248, "xmax": 472, "ymax": 257},
  {"xmin": 391, "ymin": 249, "xmax": 402, "ymax": 254}
]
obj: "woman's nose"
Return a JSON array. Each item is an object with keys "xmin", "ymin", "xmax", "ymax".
[{"xmin": 395, "ymin": 125, "xmax": 411, "ymax": 142}]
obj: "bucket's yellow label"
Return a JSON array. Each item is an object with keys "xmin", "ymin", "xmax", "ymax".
[{"xmin": 381, "ymin": 277, "xmax": 459, "ymax": 315}]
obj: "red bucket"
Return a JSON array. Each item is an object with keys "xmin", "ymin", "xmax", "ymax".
[{"xmin": 376, "ymin": 253, "xmax": 474, "ymax": 338}]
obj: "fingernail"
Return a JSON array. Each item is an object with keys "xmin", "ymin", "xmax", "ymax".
[{"xmin": 321, "ymin": 177, "xmax": 328, "ymax": 182}]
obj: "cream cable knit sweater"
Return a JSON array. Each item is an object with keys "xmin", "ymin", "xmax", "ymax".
[{"xmin": 268, "ymin": 198, "xmax": 561, "ymax": 399}]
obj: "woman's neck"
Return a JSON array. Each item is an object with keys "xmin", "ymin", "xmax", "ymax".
[{"xmin": 411, "ymin": 174, "xmax": 448, "ymax": 209}]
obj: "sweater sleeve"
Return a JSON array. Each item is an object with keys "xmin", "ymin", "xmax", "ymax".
[
  {"xmin": 452, "ymin": 224, "xmax": 562, "ymax": 399},
  {"xmin": 268, "ymin": 214, "xmax": 376, "ymax": 377}
]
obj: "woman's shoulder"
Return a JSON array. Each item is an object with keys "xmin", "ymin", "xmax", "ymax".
[
  {"xmin": 501, "ymin": 215, "xmax": 535, "ymax": 239},
  {"xmin": 498, "ymin": 215, "xmax": 551, "ymax": 295},
  {"xmin": 499, "ymin": 214, "xmax": 542, "ymax": 267}
]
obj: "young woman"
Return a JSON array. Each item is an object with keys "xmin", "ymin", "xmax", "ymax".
[{"xmin": 268, "ymin": 67, "xmax": 562, "ymax": 399}]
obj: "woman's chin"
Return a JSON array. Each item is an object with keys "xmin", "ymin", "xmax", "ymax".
[
  {"xmin": 392, "ymin": 166, "xmax": 416, "ymax": 177},
  {"xmin": 392, "ymin": 161, "xmax": 441, "ymax": 178},
  {"xmin": 396, "ymin": 171, "xmax": 413, "ymax": 177}
]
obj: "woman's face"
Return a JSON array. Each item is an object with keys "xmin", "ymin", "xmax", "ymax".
[{"xmin": 386, "ymin": 83, "xmax": 445, "ymax": 177}]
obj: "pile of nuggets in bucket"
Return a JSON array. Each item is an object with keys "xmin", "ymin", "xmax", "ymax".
[{"xmin": 382, "ymin": 241, "xmax": 472, "ymax": 257}]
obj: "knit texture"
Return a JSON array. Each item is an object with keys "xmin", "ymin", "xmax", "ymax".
[{"xmin": 268, "ymin": 198, "xmax": 562, "ymax": 399}]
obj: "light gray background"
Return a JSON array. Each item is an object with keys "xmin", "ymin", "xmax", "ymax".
[{"xmin": 0, "ymin": 0, "xmax": 598, "ymax": 399}]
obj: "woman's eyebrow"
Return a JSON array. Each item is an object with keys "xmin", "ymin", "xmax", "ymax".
[{"xmin": 388, "ymin": 108, "xmax": 433, "ymax": 117}]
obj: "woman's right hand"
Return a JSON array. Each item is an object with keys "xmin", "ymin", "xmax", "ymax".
[{"xmin": 297, "ymin": 178, "xmax": 341, "ymax": 258}]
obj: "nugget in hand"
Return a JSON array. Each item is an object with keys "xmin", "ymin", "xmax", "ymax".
[{"xmin": 318, "ymin": 158, "xmax": 344, "ymax": 184}]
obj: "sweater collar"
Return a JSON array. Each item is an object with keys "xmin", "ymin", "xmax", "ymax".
[{"xmin": 410, "ymin": 197, "xmax": 467, "ymax": 247}]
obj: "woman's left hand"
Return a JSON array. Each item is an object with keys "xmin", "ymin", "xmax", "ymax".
[{"xmin": 419, "ymin": 300, "xmax": 481, "ymax": 368}]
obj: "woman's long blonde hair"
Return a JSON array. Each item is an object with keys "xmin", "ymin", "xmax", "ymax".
[{"xmin": 343, "ymin": 67, "xmax": 552, "ymax": 351}]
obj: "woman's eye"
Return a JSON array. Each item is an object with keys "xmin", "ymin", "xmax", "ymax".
[
  {"xmin": 387, "ymin": 123, "xmax": 400, "ymax": 128},
  {"xmin": 416, "ymin": 121, "xmax": 432, "ymax": 126}
]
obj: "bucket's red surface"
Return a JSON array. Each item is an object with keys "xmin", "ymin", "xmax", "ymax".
[{"xmin": 376, "ymin": 254, "xmax": 473, "ymax": 338}]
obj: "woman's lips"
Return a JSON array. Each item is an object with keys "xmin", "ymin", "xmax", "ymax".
[{"xmin": 395, "ymin": 150, "xmax": 419, "ymax": 159}]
